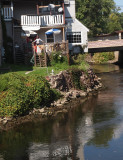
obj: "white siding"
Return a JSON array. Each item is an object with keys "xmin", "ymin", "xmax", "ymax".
[
  {"xmin": 66, "ymin": 18, "xmax": 89, "ymax": 52},
  {"xmin": 64, "ymin": 0, "xmax": 75, "ymax": 18}
]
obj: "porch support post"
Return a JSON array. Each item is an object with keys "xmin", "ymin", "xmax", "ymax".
[
  {"xmin": 63, "ymin": 27, "xmax": 65, "ymax": 41},
  {"xmin": 62, "ymin": 2, "xmax": 65, "ymax": 24},
  {"xmin": 119, "ymin": 32, "xmax": 121, "ymax": 40},
  {"xmin": 11, "ymin": 1, "xmax": 13, "ymax": 18},
  {"xmin": 37, "ymin": 5, "xmax": 39, "ymax": 15}
]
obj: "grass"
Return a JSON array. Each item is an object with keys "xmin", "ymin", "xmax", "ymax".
[
  {"xmin": 0, "ymin": 57, "xmax": 90, "ymax": 117},
  {"xmin": 0, "ymin": 63, "xmax": 82, "ymax": 77},
  {"xmin": 0, "ymin": 64, "xmax": 33, "ymax": 75},
  {"xmin": 0, "ymin": 53, "xmax": 90, "ymax": 77}
]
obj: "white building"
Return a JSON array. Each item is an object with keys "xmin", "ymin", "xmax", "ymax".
[{"xmin": 1, "ymin": 0, "xmax": 89, "ymax": 64}]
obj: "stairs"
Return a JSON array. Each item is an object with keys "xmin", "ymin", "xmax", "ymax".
[
  {"xmin": 35, "ymin": 54, "xmax": 47, "ymax": 67},
  {"xmin": 15, "ymin": 48, "xmax": 24, "ymax": 64}
]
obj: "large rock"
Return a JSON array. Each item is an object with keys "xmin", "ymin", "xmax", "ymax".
[{"xmin": 48, "ymin": 69, "xmax": 102, "ymax": 92}]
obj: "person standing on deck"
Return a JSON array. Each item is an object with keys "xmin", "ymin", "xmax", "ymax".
[
  {"xmin": 33, "ymin": 35, "xmax": 43, "ymax": 45},
  {"xmin": 33, "ymin": 35, "xmax": 44, "ymax": 55}
]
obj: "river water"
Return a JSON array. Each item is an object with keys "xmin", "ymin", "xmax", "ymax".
[{"xmin": 0, "ymin": 64, "xmax": 123, "ymax": 160}]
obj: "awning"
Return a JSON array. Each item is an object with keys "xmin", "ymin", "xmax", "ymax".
[
  {"xmin": 22, "ymin": 26, "xmax": 40, "ymax": 31},
  {"xmin": 21, "ymin": 30, "xmax": 37, "ymax": 37},
  {"xmin": 45, "ymin": 29, "xmax": 61, "ymax": 35}
]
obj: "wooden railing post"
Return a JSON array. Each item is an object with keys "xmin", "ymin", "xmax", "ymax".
[
  {"xmin": 37, "ymin": 5, "xmax": 39, "ymax": 15},
  {"xmin": 66, "ymin": 40, "xmax": 70, "ymax": 65},
  {"xmin": 62, "ymin": 2, "xmax": 65, "ymax": 25}
]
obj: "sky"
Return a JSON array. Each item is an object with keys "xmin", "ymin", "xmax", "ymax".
[{"xmin": 114, "ymin": 0, "xmax": 123, "ymax": 12}]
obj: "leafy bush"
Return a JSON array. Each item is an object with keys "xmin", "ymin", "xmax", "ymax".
[
  {"xmin": 0, "ymin": 73, "xmax": 60, "ymax": 117},
  {"xmin": 70, "ymin": 54, "xmax": 84, "ymax": 65},
  {"xmin": 70, "ymin": 68, "xmax": 82, "ymax": 89},
  {"xmin": 50, "ymin": 51, "xmax": 68, "ymax": 65},
  {"xmin": 93, "ymin": 52, "xmax": 115, "ymax": 64},
  {"xmin": 79, "ymin": 61, "xmax": 90, "ymax": 72},
  {"xmin": 0, "ymin": 73, "xmax": 26, "ymax": 92}
]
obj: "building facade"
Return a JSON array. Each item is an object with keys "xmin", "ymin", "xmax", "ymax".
[{"xmin": 1, "ymin": 0, "xmax": 89, "ymax": 64}]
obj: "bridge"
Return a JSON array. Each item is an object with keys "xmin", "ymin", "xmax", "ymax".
[{"xmin": 88, "ymin": 39, "xmax": 123, "ymax": 53}]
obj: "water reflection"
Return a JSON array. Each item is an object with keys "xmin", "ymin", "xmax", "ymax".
[
  {"xmin": 92, "ymin": 64, "xmax": 119, "ymax": 73},
  {"xmin": 0, "ymin": 65, "xmax": 123, "ymax": 160}
]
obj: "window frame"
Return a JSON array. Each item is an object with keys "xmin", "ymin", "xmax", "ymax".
[
  {"xmin": 46, "ymin": 34, "xmax": 54, "ymax": 43},
  {"xmin": 66, "ymin": 32, "xmax": 82, "ymax": 44}
]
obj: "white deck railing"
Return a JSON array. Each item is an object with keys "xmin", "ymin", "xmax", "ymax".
[
  {"xmin": 21, "ymin": 15, "xmax": 64, "ymax": 27},
  {"xmin": 1, "ymin": 7, "xmax": 13, "ymax": 20}
]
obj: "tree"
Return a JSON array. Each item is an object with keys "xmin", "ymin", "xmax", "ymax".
[
  {"xmin": 119, "ymin": 12, "xmax": 123, "ymax": 29},
  {"xmin": 107, "ymin": 13, "xmax": 122, "ymax": 33},
  {"xmin": 76, "ymin": 0, "xmax": 117, "ymax": 37}
]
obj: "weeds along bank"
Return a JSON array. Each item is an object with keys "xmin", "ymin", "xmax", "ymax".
[
  {"xmin": 0, "ymin": 53, "xmax": 102, "ymax": 129},
  {"xmin": 0, "ymin": 69, "xmax": 102, "ymax": 118},
  {"xmin": 0, "ymin": 73, "xmax": 60, "ymax": 117},
  {"xmin": 92, "ymin": 52, "xmax": 115, "ymax": 63}
]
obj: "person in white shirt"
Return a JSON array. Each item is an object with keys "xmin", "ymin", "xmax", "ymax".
[
  {"xmin": 33, "ymin": 36, "xmax": 44, "ymax": 55},
  {"xmin": 33, "ymin": 35, "xmax": 43, "ymax": 45}
]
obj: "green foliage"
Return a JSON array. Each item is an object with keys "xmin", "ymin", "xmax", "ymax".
[
  {"xmin": 70, "ymin": 53, "xmax": 90, "ymax": 72},
  {"xmin": 70, "ymin": 68, "xmax": 82, "ymax": 89},
  {"xmin": 0, "ymin": 73, "xmax": 60, "ymax": 117},
  {"xmin": 76, "ymin": 0, "xmax": 121, "ymax": 36},
  {"xmin": 92, "ymin": 52, "xmax": 115, "ymax": 64},
  {"xmin": 107, "ymin": 13, "xmax": 122, "ymax": 33},
  {"xmin": 70, "ymin": 68, "xmax": 87, "ymax": 91},
  {"xmin": 119, "ymin": 12, "xmax": 123, "ymax": 29},
  {"xmin": 71, "ymin": 54, "xmax": 85, "ymax": 65},
  {"xmin": 79, "ymin": 60, "xmax": 90, "ymax": 72},
  {"xmin": 50, "ymin": 51, "xmax": 68, "ymax": 66}
]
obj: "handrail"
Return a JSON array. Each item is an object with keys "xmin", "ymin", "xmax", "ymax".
[
  {"xmin": 1, "ymin": 7, "xmax": 13, "ymax": 20},
  {"xmin": 21, "ymin": 15, "xmax": 64, "ymax": 27}
]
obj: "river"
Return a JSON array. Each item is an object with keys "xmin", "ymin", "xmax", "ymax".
[{"xmin": 0, "ymin": 64, "xmax": 123, "ymax": 160}]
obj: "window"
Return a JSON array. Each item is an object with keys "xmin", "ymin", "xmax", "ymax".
[
  {"xmin": 67, "ymin": 32, "xmax": 81, "ymax": 43},
  {"xmin": 46, "ymin": 34, "xmax": 54, "ymax": 43}
]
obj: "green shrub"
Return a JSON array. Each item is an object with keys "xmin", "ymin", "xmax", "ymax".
[
  {"xmin": 70, "ymin": 54, "xmax": 84, "ymax": 65},
  {"xmin": 0, "ymin": 73, "xmax": 60, "ymax": 117},
  {"xmin": 70, "ymin": 68, "xmax": 82, "ymax": 89},
  {"xmin": 50, "ymin": 51, "xmax": 68, "ymax": 65},
  {"xmin": 0, "ymin": 73, "xmax": 26, "ymax": 92},
  {"xmin": 93, "ymin": 52, "xmax": 115, "ymax": 64},
  {"xmin": 79, "ymin": 61, "xmax": 90, "ymax": 72}
]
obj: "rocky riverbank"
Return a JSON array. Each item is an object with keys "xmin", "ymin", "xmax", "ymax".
[{"xmin": 0, "ymin": 69, "xmax": 102, "ymax": 131}]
